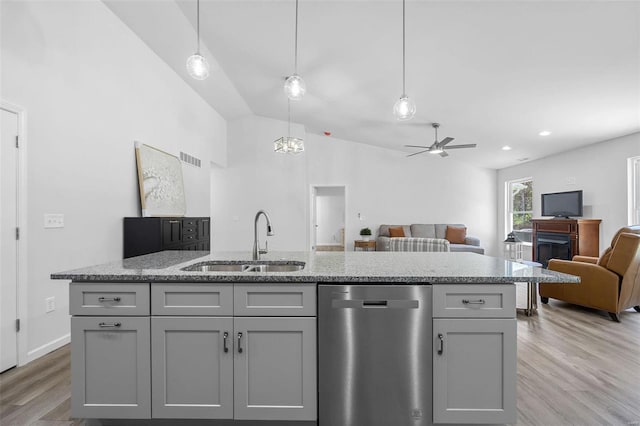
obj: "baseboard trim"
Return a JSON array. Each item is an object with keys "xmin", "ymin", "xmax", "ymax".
[{"xmin": 25, "ymin": 333, "xmax": 70, "ymax": 365}]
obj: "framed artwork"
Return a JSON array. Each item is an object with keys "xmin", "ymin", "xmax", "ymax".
[{"xmin": 134, "ymin": 141, "xmax": 186, "ymax": 217}]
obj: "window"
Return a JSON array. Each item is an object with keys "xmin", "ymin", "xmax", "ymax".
[
  {"xmin": 629, "ymin": 156, "xmax": 640, "ymax": 225},
  {"xmin": 506, "ymin": 178, "xmax": 533, "ymax": 242}
]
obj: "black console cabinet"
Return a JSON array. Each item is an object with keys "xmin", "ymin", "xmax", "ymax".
[{"xmin": 124, "ymin": 217, "xmax": 210, "ymax": 258}]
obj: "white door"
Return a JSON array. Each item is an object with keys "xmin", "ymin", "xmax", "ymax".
[
  {"xmin": 0, "ymin": 107, "xmax": 18, "ymax": 372},
  {"xmin": 312, "ymin": 186, "xmax": 345, "ymax": 251}
]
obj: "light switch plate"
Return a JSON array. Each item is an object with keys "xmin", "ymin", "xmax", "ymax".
[{"xmin": 44, "ymin": 214, "xmax": 64, "ymax": 228}]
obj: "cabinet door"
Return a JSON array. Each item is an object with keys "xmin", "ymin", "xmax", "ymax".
[
  {"xmin": 161, "ymin": 219, "xmax": 182, "ymax": 247},
  {"xmin": 152, "ymin": 317, "xmax": 233, "ymax": 419},
  {"xmin": 71, "ymin": 316, "xmax": 150, "ymax": 418},
  {"xmin": 233, "ymin": 317, "xmax": 317, "ymax": 421},
  {"xmin": 433, "ymin": 318, "xmax": 516, "ymax": 424}
]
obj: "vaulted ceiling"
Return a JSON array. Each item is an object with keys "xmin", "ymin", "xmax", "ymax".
[{"xmin": 105, "ymin": 0, "xmax": 640, "ymax": 169}]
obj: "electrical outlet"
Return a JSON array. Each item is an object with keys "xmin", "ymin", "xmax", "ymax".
[
  {"xmin": 44, "ymin": 214, "xmax": 64, "ymax": 228},
  {"xmin": 566, "ymin": 177, "xmax": 577, "ymax": 185},
  {"xmin": 46, "ymin": 297, "xmax": 55, "ymax": 313}
]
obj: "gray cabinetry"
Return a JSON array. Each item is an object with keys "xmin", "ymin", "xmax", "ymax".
[
  {"xmin": 151, "ymin": 316, "xmax": 234, "ymax": 418},
  {"xmin": 71, "ymin": 316, "xmax": 151, "ymax": 418},
  {"xmin": 234, "ymin": 317, "xmax": 316, "ymax": 421},
  {"xmin": 149, "ymin": 283, "xmax": 316, "ymax": 421},
  {"xmin": 432, "ymin": 284, "xmax": 517, "ymax": 424}
]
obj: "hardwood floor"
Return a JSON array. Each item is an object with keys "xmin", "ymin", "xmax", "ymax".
[{"xmin": 2, "ymin": 295, "xmax": 639, "ymax": 425}]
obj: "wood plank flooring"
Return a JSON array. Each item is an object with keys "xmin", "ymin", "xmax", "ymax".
[{"xmin": 1, "ymin": 294, "xmax": 639, "ymax": 425}]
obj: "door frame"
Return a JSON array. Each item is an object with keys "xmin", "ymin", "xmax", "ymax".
[
  {"xmin": 1, "ymin": 100, "xmax": 28, "ymax": 367},
  {"xmin": 309, "ymin": 184, "xmax": 347, "ymax": 251}
]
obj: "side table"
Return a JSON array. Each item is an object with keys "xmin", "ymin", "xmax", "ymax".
[{"xmin": 354, "ymin": 240, "xmax": 376, "ymax": 251}]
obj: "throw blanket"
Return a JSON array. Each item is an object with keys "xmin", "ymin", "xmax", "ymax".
[{"xmin": 388, "ymin": 237, "xmax": 450, "ymax": 252}]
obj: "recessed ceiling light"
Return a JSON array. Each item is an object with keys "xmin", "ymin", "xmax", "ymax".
[
  {"xmin": 539, "ymin": 131, "xmax": 552, "ymax": 136},
  {"xmin": 502, "ymin": 146, "xmax": 512, "ymax": 151}
]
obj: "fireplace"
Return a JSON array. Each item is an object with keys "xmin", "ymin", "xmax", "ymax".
[{"xmin": 535, "ymin": 232, "xmax": 572, "ymax": 267}]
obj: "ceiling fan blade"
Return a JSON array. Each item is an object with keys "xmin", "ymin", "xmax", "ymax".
[
  {"xmin": 439, "ymin": 137, "xmax": 455, "ymax": 146},
  {"xmin": 439, "ymin": 151, "xmax": 449, "ymax": 157},
  {"xmin": 407, "ymin": 149, "xmax": 431, "ymax": 157},
  {"xmin": 404, "ymin": 145, "xmax": 430, "ymax": 149},
  {"xmin": 443, "ymin": 144, "xmax": 477, "ymax": 149}
]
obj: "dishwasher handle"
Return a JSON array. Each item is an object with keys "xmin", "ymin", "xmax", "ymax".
[{"xmin": 332, "ymin": 299, "xmax": 419, "ymax": 309}]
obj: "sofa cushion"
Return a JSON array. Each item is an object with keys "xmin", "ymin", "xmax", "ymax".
[
  {"xmin": 389, "ymin": 226, "xmax": 406, "ymax": 238},
  {"xmin": 445, "ymin": 226, "xmax": 467, "ymax": 244},
  {"xmin": 450, "ymin": 244, "xmax": 485, "ymax": 254},
  {"xmin": 378, "ymin": 225, "xmax": 412, "ymax": 238},
  {"xmin": 410, "ymin": 224, "xmax": 436, "ymax": 238},
  {"xmin": 435, "ymin": 223, "xmax": 465, "ymax": 239}
]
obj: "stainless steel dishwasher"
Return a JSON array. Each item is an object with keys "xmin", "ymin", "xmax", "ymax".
[{"xmin": 319, "ymin": 285, "xmax": 432, "ymax": 426}]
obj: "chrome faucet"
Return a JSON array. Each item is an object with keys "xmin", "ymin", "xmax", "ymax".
[{"xmin": 253, "ymin": 210, "xmax": 274, "ymax": 260}]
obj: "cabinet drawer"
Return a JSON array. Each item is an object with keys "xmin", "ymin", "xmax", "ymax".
[
  {"xmin": 70, "ymin": 283, "xmax": 149, "ymax": 316},
  {"xmin": 152, "ymin": 283, "xmax": 233, "ymax": 315},
  {"xmin": 432, "ymin": 284, "xmax": 515, "ymax": 318},
  {"xmin": 234, "ymin": 285, "xmax": 316, "ymax": 316},
  {"xmin": 182, "ymin": 233, "xmax": 198, "ymax": 243}
]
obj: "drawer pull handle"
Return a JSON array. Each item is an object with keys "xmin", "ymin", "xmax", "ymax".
[
  {"xmin": 98, "ymin": 322, "xmax": 121, "ymax": 328},
  {"xmin": 169, "ymin": 220, "xmax": 180, "ymax": 224},
  {"xmin": 223, "ymin": 332, "xmax": 229, "ymax": 353},
  {"xmin": 437, "ymin": 333, "xmax": 444, "ymax": 355},
  {"xmin": 462, "ymin": 299, "xmax": 485, "ymax": 305},
  {"xmin": 98, "ymin": 297, "xmax": 121, "ymax": 303},
  {"xmin": 237, "ymin": 332, "xmax": 243, "ymax": 353}
]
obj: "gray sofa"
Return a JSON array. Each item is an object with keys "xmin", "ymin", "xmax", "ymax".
[{"xmin": 376, "ymin": 224, "xmax": 485, "ymax": 254}]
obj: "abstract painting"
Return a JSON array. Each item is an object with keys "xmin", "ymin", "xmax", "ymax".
[{"xmin": 134, "ymin": 141, "xmax": 186, "ymax": 217}]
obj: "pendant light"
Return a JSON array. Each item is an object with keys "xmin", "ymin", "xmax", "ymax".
[
  {"xmin": 186, "ymin": 0, "xmax": 210, "ymax": 80},
  {"xmin": 284, "ymin": 0, "xmax": 306, "ymax": 101},
  {"xmin": 274, "ymin": 100, "xmax": 305, "ymax": 154},
  {"xmin": 393, "ymin": 0, "xmax": 416, "ymax": 121}
]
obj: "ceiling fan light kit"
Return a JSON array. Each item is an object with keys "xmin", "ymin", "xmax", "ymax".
[
  {"xmin": 186, "ymin": 0, "xmax": 210, "ymax": 80},
  {"xmin": 405, "ymin": 123, "xmax": 477, "ymax": 158}
]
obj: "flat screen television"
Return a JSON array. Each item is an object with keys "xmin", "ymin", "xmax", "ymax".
[{"xmin": 541, "ymin": 190, "xmax": 583, "ymax": 218}]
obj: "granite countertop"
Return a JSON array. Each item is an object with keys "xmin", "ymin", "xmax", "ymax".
[{"xmin": 51, "ymin": 250, "xmax": 579, "ymax": 284}]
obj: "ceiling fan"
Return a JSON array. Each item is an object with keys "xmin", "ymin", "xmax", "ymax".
[{"xmin": 405, "ymin": 123, "xmax": 477, "ymax": 157}]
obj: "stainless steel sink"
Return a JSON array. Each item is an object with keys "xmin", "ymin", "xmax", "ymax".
[{"xmin": 182, "ymin": 260, "xmax": 305, "ymax": 273}]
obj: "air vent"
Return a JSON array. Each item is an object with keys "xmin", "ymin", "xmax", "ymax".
[{"xmin": 180, "ymin": 151, "xmax": 201, "ymax": 168}]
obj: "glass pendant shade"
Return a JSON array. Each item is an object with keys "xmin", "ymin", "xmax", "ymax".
[
  {"xmin": 284, "ymin": 74, "xmax": 306, "ymax": 101},
  {"xmin": 186, "ymin": 53, "xmax": 210, "ymax": 80},
  {"xmin": 393, "ymin": 95, "xmax": 416, "ymax": 121},
  {"xmin": 274, "ymin": 136, "xmax": 304, "ymax": 154}
]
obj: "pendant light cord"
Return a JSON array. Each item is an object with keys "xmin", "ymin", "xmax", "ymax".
[
  {"xmin": 196, "ymin": 0, "xmax": 201, "ymax": 54},
  {"xmin": 402, "ymin": 0, "xmax": 406, "ymax": 95},
  {"xmin": 294, "ymin": 0, "xmax": 299, "ymax": 73},
  {"xmin": 288, "ymin": 99, "xmax": 292, "ymax": 137}
]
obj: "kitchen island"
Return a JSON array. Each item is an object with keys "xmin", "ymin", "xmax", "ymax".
[{"xmin": 52, "ymin": 250, "xmax": 578, "ymax": 425}]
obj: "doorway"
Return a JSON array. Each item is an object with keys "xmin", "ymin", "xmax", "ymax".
[
  {"xmin": 1, "ymin": 106, "xmax": 19, "ymax": 372},
  {"xmin": 311, "ymin": 186, "xmax": 345, "ymax": 251}
]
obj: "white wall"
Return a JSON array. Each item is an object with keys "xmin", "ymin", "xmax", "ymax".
[
  {"xmin": 497, "ymin": 132, "xmax": 640, "ymax": 254},
  {"xmin": 1, "ymin": 0, "xmax": 226, "ymax": 362},
  {"xmin": 212, "ymin": 115, "xmax": 498, "ymax": 255}
]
